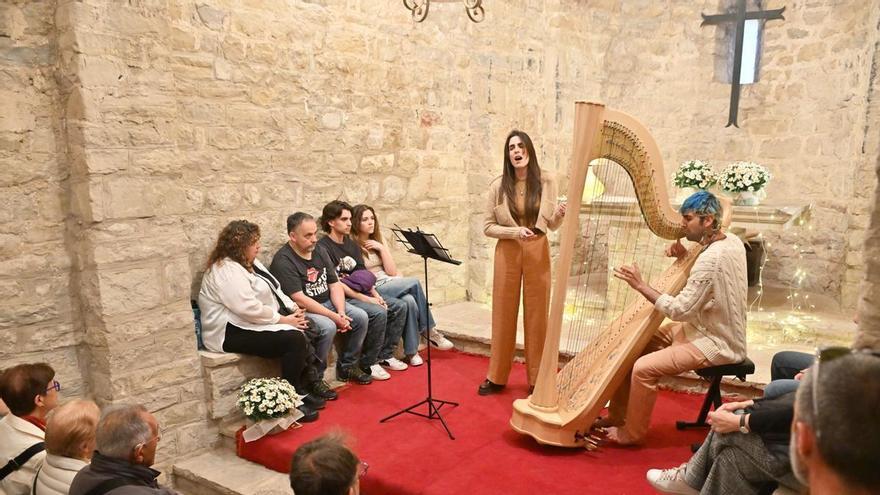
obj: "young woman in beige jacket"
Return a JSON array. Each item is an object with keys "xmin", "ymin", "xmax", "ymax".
[{"xmin": 479, "ymin": 130, "xmax": 566, "ymax": 396}]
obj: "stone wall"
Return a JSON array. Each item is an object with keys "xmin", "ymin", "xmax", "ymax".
[
  {"xmin": 2, "ymin": 0, "xmax": 879, "ymax": 471},
  {"xmin": 0, "ymin": 0, "xmax": 88, "ymax": 396}
]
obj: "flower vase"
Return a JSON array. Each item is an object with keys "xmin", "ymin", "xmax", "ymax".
[
  {"xmin": 242, "ymin": 413, "xmax": 302, "ymax": 443},
  {"xmin": 733, "ymin": 189, "xmax": 766, "ymax": 206},
  {"xmin": 675, "ymin": 187, "xmax": 696, "ymax": 204}
]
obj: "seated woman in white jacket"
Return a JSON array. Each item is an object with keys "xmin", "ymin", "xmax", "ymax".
[
  {"xmin": 198, "ymin": 220, "xmax": 334, "ymax": 421},
  {"xmin": 33, "ymin": 399, "xmax": 99, "ymax": 495}
]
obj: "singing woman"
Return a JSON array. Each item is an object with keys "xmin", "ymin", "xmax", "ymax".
[{"xmin": 479, "ymin": 130, "xmax": 566, "ymax": 396}]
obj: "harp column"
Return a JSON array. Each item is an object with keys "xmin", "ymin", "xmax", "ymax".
[{"xmin": 529, "ymin": 101, "xmax": 607, "ymax": 410}]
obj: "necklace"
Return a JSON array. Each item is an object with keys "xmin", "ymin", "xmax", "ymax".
[{"xmin": 516, "ymin": 181, "xmax": 526, "ymax": 196}]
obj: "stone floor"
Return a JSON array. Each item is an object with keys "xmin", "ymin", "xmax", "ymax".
[{"xmin": 172, "ymin": 288, "xmax": 856, "ymax": 494}]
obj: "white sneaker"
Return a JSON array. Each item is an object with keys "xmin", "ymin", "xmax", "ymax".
[
  {"xmin": 646, "ymin": 464, "xmax": 698, "ymax": 495},
  {"xmin": 380, "ymin": 357, "xmax": 408, "ymax": 371},
  {"xmin": 408, "ymin": 354, "xmax": 424, "ymax": 367},
  {"xmin": 369, "ymin": 364, "xmax": 391, "ymax": 381},
  {"xmin": 426, "ymin": 329, "xmax": 454, "ymax": 351}
]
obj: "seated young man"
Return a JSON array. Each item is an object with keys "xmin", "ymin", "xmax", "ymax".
[
  {"xmin": 315, "ymin": 201, "xmax": 407, "ymax": 381},
  {"xmin": 270, "ymin": 212, "xmax": 372, "ymax": 385},
  {"xmin": 605, "ymin": 191, "xmax": 748, "ymax": 445}
]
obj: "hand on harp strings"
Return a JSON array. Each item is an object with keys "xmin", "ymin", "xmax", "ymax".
[
  {"xmin": 665, "ymin": 239, "xmax": 688, "ymax": 260},
  {"xmin": 612, "ymin": 263, "xmax": 645, "ymax": 290}
]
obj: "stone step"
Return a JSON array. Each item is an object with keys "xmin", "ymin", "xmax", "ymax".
[{"xmin": 173, "ymin": 449, "xmax": 289, "ymax": 495}]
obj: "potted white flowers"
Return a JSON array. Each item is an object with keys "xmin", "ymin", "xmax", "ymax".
[
  {"xmin": 673, "ymin": 160, "xmax": 717, "ymax": 190},
  {"xmin": 717, "ymin": 161, "xmax": 772, "ymax": 206},
  {"xmin": 237, "ymin": 377, "xmax": 305, "ymax": 442}
]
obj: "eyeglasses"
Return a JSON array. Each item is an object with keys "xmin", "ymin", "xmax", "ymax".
[
  {"xmin": 135, "ymin": 426, "xmax": 161, "ymax": 451},
  {"xmin": 45, "ymin": 380, "xmax": 61, "ymax": 393},
  {"xmin": 810, "ymin": 346, "xmax": 880, "ymax": 439},
  {"xmin": 357, "ymin": 461, "xmax": 369, "ymax": 479}
]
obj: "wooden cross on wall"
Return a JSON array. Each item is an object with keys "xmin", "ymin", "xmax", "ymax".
[{"xmin": 701, "ymin": 0, "xmax": 785, "ymax": 127}]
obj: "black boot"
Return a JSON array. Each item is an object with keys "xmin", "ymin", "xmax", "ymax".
[
  {"xmin": 301, "ymin": 393, "xmax": 326, "ymax": 410},
  {"xmin": 296, "ymin": 404, "xmax": 319, "ymax": 423},
  {"xmin": 478, "ymin": 379, "xmax": 505, "ymax": 396}
]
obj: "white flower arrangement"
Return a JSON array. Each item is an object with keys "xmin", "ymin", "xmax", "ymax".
[
  {"xmin": 672, "ymin": 160, "xmax": 717, "ymax": 189},
  {"xmin": 237, "ymin": 377, "xmax": 303, "ymax": 422},
  {"xmin": 717, "ymin": 161, "xmax": 772, "ymax": 193}
]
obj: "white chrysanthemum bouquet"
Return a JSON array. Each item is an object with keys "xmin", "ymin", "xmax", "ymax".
[
  {"xmin": 237, "ymin": 377, "xmax": 303, "ymax": 422},
  {"xmin": 672, "ymin": 160, "xmax": 717, "ymax": 189},
  {"xmin": 717, "ymin": 161, "xmax": 772, "ymax": 193}
]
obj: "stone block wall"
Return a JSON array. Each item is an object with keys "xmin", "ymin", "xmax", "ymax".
[{"xmin": 0, "ymin": 0, "xmax": 87, "ymax": 396}]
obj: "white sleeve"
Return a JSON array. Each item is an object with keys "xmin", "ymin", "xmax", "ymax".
[{"xmin": 214, "ymin": 263, "xmax": 280, "ymax": 325}]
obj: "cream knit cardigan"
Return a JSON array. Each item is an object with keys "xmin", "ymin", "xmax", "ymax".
[{"xmin": 655, "ymin": 234, "xmax": 748, "ymax": 365}]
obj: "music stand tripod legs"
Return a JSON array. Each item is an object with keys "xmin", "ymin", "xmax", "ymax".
[{"xmin": 380, "ymin": 228, "xmax": 460, "ymax": 439}]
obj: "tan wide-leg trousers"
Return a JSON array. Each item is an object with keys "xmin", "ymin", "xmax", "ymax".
[
  {"xmin": 608, "ymin": 322, "xmax": 711, "ymax": 443},
  {"xmin": 486, "ymin": 236, "xmax": 551, "ymax": 386},
  {"xmin": 608, "ymin": 321, "xmax": 710, "ymax": 443}
]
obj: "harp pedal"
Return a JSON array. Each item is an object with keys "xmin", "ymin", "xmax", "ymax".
[{"xmin": 575, "ymin": 431, "xmax": 604, "ymax": 451}]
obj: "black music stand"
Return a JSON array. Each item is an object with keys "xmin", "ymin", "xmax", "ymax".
[{"xmin": 379, "ymin": 226, "xmax": 461, "ymax": 439}]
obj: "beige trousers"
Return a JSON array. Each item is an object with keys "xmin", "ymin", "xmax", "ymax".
[
  {"xmin": 486, "ymin": 236, "xmax": 551, "ymax": 386},
  {"xmin": 608, "ymin": 321, "xmax": 710, "ymax": 443}
]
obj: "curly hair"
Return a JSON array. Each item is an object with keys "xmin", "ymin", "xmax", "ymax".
[{"xmin": 206, "ymin": 220, "xmax": 260, "ymax": 270}]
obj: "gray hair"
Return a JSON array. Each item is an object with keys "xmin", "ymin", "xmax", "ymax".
[
  {"xmin": 95, "ymin": 404, "xmax": 152, "ymax": 459},
  {"xmin": 795, "ymin": 352, "xmax": 880, "ymax": 490}
]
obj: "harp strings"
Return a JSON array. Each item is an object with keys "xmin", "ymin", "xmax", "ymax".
[{"xmin": 556, "ymin": 122, "xmax": 668, "ymax": 409}]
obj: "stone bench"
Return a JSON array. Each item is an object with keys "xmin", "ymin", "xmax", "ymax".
[{"xmin": 199, "ymin": 351, "xmax": 281, "ymax": 424}]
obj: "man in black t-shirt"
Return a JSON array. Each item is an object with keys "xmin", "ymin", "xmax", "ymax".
[
  {"xmin": 316, "ymin": 201, "xmax": 407, "ymax": 381},
  {"xmin": 271, "ymin": 212, "xmax": 372, "ymax": 385}
]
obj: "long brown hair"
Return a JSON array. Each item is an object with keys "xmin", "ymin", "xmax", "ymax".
[
  {"xmin": 206, "ymin": 220, "xmax": 260, "ymax": 270},
  {"xmin": 351, "ymin": 204, "xmax": 382, "ymax": 256},
  {"xmin": 500, "ymin": 130, "xmax": 542, "ymax": 227}
]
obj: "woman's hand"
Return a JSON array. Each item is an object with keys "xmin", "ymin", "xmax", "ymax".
[
  {"xmin": 279, "ymin": 312, "xmax": 308, "ymax": 329},
  {"xmin": 518, "ymin": 227, "xmax": 536, "ymax": 240},
  {"xmin": 706, "ymin": 409, "xmax": 743, "ymax": 434},
  {"xmin": 364, "ymin": 240, "xmax": 385, "ymax": 252},
  {"xmin": 555, "ymin": 201, "xmax": 567, "ymax": 218}
]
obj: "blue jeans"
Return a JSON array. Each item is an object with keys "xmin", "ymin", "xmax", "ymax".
[
  {"xmin": 376, "ymin": 296, "xmax": 407, "ymax": 361},
  {"xmin": 307, "ymin": 300, "xmax": 367, "ymax": 374},
  {"xmin": 764, "ymin": 351, "xmax": 814, "ymax": 399},
  {"xmin": 376, "ymin": 277, "xmax": 435, "ymax": 356},
  {"xmin": 347, "ymin": 299, "xmax": 387, "ymax": 369}
]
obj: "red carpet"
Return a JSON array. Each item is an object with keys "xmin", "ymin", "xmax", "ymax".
[{"xmin": 239, "ymin": 351, "xmax": 709, "ymax": 494}]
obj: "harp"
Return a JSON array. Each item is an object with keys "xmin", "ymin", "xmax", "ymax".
[{"xmin": 509, "ymin": 102, "xmax": 721, "ymax": 447}]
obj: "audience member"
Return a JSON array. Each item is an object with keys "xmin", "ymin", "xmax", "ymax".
[
  {"xmin": 317, "ymin": 200, "xmax": 407, "ymax": 381},
  {"xmin": 198, "ymin": 220, "xmax": 328, "ymax": 422},
  {"xmin": 289, "ymin": 433, "xmax": 365, "ymax": 495},
  {"xmin": 646, "ymin": 391, "xmax": 802, "ymax": 494},
  {"xmin": 351, "ymin": 204, "xmax": 454, "ymax": 367},
  {"xmin": 606, "ymin": 191, "xmax": 748, "ymax": 445},
  {"xmin": 33, "ymin": 399, "xmax": 100, "ymax": 495},
  {"xmin": 68, "ymin": 405, "xmax": 175, "ymax": 495},
  {"xmin": 763, "ymin": 350, "xmax": 813, "ymax": 400},
  {"xmin": 0, "ymin": 363, "xmax": 59, "ymax": 495},
  {"xmin": 789, "ymin": 349, "xmax": 880, "ymax": 495},
  {"xmin": 270, "ymin": 212, "xmax": 372, "ymax": 385}
]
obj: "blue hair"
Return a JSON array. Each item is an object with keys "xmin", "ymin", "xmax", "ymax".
[{"xmin": 680, "ymin": 190, "xmax": 722, "ymax": 229}]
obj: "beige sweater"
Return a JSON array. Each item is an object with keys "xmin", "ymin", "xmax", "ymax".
[
  {"xmin": 655, "ymin": 234, "xmax": 748, "ymax": 365},
  {"xmin": 483, "ymin": 171, "xmax": 564, "ymax": 239}
]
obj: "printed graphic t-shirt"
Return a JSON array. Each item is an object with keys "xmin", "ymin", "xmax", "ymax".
[
  {"xmin": 317, "ymin": 236, "xmax": 366, "ymax": 276},
  {"xmin": 270, "ymin": 243, "xmax": 338, "ymax": 304}
]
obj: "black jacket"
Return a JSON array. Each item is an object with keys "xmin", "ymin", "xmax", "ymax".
[{"xmin": 68, "ymin": 452, "xmax": 176, "ymax": 495}]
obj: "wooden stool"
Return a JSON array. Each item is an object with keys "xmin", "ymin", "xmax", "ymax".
[{"xmin": 676, "ymin": 358, "xmax": 755, "ymax": 430}]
